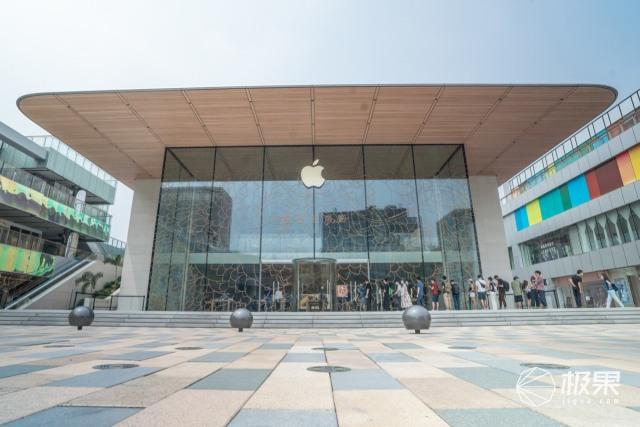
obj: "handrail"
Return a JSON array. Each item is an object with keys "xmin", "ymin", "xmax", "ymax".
[
  {"xmin": 499, "ymin": 89, "xmax": 640, "ymax": 205},
  {"xmin": 27, "ymin": 135, "xmax": 117, "ymax": 187},
  {"xmin": 0, "ymin": 159, "xmax": 111, "ymax": 225}
]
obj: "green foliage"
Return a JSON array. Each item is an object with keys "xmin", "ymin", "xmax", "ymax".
[
  {"xmin": 94, "ymin": 276, "xmax": 121, "ymax": 298},
  {"xmin": 75, "ymin": 271, "xmax": 104, "ymax": 293}
]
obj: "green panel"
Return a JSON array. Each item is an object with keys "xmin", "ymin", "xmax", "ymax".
[
  {"xmin": 539, "ymin": 188, "xmax": 564, "ymax": 219},
  {"xmin": 0, "ymin": 243, "xmax": 55, "ymax": 276},
  {"xmin": 559, "ymin": 185, "xmax": 572, "ymax": 210}
]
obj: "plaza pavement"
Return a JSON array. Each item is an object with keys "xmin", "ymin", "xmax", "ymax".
[{"xmin": 0, "ymin": 324, "xmax": 638, "ymax": 426}]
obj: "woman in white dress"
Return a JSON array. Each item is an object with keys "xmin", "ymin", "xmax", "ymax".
[{"xmin": 400, "ymin": 280, "xmax": 412, "ymax": 309}]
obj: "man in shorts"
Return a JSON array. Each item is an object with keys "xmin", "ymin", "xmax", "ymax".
[
  {"xmin": 475, "ymin": 274, "xmax": 488, "ymax": 309},
  {"xmin": 511, "ymin": 276, "xmax": 523, "ymax": 309}
]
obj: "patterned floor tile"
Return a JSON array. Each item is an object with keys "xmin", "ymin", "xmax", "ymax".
[
  {"xmin": 0, "ymin": 365, "xmax": 52, "ymax": 379},
  {"xmin": 330, "ymin": 368, "xmax": 403, "ymax": 390},
  {"xmin": 192, "ymin": 352, "xmax": 247, "ymax": 363},
  {"xmin": 189, "ymin": 368, "xmax": 271, "ymax": 390},
  {"xmin": 4, "ymin": 405, "xmax": 139, "ymax": 427},
  {"xmin": 228, "ymin": 409, "xmax": 337, "ymax": 427},
  {"xmin": 436, "ymin": 407, "xmax": 563, "ymax": 426}
]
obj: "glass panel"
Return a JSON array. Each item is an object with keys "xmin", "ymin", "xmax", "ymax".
[
  {"xmin": 364, "ymin": 145, "xmax": 421, "ymax": 281},
  {"xmin": 313, "ymin": 146, "xmax": 367, "ymax": 261},
  {"xmin": 261, "ymin": 146, "xmax": 314, "ymax": 261},
  {"xmin": 205, "ymin": 147, "xmax": 263, "ymax": 312}
]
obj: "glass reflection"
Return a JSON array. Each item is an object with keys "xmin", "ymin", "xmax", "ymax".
[{"xmin": 148, "ymin": 144, "xmax": 481, "ymax": 311}]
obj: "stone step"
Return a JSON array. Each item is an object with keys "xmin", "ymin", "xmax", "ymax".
[{"xmin": 2, "ymin": 308, "xmax": 640, "ymax": 329}]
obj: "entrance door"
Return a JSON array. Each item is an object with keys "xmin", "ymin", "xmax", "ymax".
[{"xmin": 292, "ymin": 258, "xmax": 336, "ymax": 311}]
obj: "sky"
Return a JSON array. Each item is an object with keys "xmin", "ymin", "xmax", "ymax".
[{"xmin": 1, "ymin": 0, "xmax": 639, "ymax": 241}]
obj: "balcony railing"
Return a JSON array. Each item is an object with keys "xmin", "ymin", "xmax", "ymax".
[
  {"xmin": 27, "ymin": 135, "xmax": 117, "ymax": 188},
  {"xmin": 0, "ymin": 160, "xmax": 111, "ymax": 241},
  {"xmin": 499, "ymin": 89, "xmax": 640, "ymax": 205}
]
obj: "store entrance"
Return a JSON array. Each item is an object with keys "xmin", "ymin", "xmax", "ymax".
[{"xmin": 292, "ymin": 258, "xmax": 336, "ymax": 311}]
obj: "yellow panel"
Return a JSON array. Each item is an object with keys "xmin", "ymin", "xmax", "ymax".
[
  {"xmin": 526, "ymin": 200, "xmax": 542, "ymax": 225},
  {"xmin": 629, "ymin": 146, "xmax": 640, "ymax": 179}
]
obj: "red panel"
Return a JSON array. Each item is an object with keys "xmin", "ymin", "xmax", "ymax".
[
  {"xmin": 616, "ymin": 151, "xmax": 635, "ymax": 185},
  {"xmin": 595, "ymin": 159, "xmax": 624, "ymax": 195},
  {"xmin": 586, "ymin": 170, "xmax": 601, "ymax": 198}
]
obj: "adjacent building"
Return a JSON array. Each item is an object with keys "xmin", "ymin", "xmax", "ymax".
[
  {"xmin": 0, "ymin": 122, "xmax": 118, "ymax": 308},
  {"xmin": 15, "ymin": 84, "xmax": 616, "ymax": 311},
  {"xmin": 501, "ymin": 89, "xmax": 640, "ymax": 308}
]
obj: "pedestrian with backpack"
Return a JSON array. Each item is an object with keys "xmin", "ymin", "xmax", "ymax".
[{"xmin": 451, "ymin": 279, "xmax": 461, "ymax": 310}]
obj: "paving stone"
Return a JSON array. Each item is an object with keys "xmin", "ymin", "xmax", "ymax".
[
  {"xmin": 5, "ymin": 405, "xmax": 140, "ymax": 427},
  {"xmin": 367, "ymin": 352, "xmax": 419, "ymax": 363},
  {"xmin": 330, "ymin": 368, "xmax": 403, "ymax": 390},
  {"xmin": 107, "ymin": 351, "xmax": 172, "ymax": 361},
  {"xmin": 0, "ymin": 365, "xmax": 52, "ymax": 379},
  {"xmin": 437, "ymin": 408, "xmax": 565, "ymax": 427},
  {"xmin": 189, "ymin": 369, "xmax": 271, "ymax": 390},
  {"xmin": 383, "ymin": 343, "xmax": 423, "ymax": 350},
  {"xmin": 282, "ymin": 353, "xmax": 326, "ymax": 363},
  {"xmin": 259, "ymin": 343, "xmax": 293, "ymax": 350},
  {"xmin": 192, "ymin": 352, "xmax": 247, "ymax": 363},
  {"xmin": 48, "ymin": 367, "xmax": 160, "ymax": 388},
  {"xmin": 443, "ymin": 367, "xmax": 530, "ymax": 389},
  {"xmin": 228, "ymin": 409, "xmax": 337, "ymax": 427}
]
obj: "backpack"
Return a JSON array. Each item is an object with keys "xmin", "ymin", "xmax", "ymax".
[
  {"xmin": 503, "ymin": 279, "xmax": 510, "ymax": 292},
  {"xmin": 452, "ymin": 282, "xmax": 460, "ymax": 294}
]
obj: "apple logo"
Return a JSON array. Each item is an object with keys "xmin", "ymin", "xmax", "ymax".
[{"xmin": 301, "ymin": 159, "xmax": 326, "ymax": 188}]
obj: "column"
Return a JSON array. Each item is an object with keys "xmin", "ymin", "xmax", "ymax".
[
  {"xmin": 119, "ymin": 179, "xmax": 161, "ymax": 310},
  {"xmin": 468, "ymin": 175, "xmax": 512, "ymax": 280},
  {"xmin": 65, "ymin": 189, "xmax": 85, "ymax": 257}
]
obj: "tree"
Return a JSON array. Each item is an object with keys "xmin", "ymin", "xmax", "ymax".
[
  {"xmin": 75, "ymin": 271, "xmax": 104, "ymax": 293},
  {"xmin": 105, "ymin": 254, "xmax": 124, "ymax": 278}
]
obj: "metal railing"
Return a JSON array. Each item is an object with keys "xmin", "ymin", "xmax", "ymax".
[
  {"xmin": 27, "ymin": 135, "xmax": 117, "ymax": 188},
  {"xmin": 499, "ymin": 89, "xmax": 640, "ymax": 205},
  {"xmin": 0, "ymin": 159, "xmax": 111, "ymax": 225},
  {"xmin": 72, "ymin": 293, "xmax": 145, "ymax": 311},
  {"xmin": 0, "ymin": 227, "xmax": 66, "ymax": 256}
]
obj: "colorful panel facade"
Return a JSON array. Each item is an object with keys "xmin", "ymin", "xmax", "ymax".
[{"xmin": 515, "ymin": 143, "xmax": 640, "ymax": 231}]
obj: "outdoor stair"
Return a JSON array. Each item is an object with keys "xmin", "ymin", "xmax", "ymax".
[{"xmin": 2, "ymin": 308, "xmax": 640, "ymax": 328}]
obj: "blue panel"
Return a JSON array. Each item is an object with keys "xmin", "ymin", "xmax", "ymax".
[
  {"xmin": 539, "ymin": 189, "xmax": 564, "ymax": 219},
  {"xmin": 514, "ymin": 207, "xmax": 529, "ymax": 231},
  {"xmin": 567, "ymin": 175, "xmax": 591, "ymax": 207}
]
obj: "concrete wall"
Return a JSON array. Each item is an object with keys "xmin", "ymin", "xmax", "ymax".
[
  {"xmin": 469, "ymin": 175, "xmax": 511, "ymax": 280},
  {"xmin": 119, "ymin": 179, "xmax": 160, "ymax": 310}
]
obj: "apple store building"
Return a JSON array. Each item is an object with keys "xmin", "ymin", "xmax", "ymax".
[
  {"xmin": 17, "ymin": 85, "xmax": 616, "ymax": 312},
  {"xmin": 146, "ymin": 144, "xmax": 478, "ymax": 311}
]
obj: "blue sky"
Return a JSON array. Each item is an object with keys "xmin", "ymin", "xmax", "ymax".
[{"xmin": 1, "ymin": 0, "xmax": 639, "ymax": 240}]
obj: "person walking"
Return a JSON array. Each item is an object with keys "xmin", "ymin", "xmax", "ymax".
[
  {"xmin": 534, "ymin": 271, "xmax": 547, "ymax": 308},
  {"xmin": 365, "ymin": 279, "xmax": 373, "ymax": 311},
  {"xmin": 442, "ymin": 275, "xmax": 453, "ymax": 310},
  {"xmin": 495, "ymin": 275, "xmax": 507, "ymax": 309},
  {"xmin": 430, "ymin": 279, "xmax": 440, "ymax": 311},
  {"xmin": 399, "ymin": 280, "xmax": 412, "ymax": 310},
  {"xmin": 601, "ymin": 272, "xmax": 623, "ymax": 308},
  {"xmin": 511, "ymin": 276, "xmax": 523, "ymax": 309},
  {"xmin": 475, "ymin": 275, "xmax": 488, "ymax": 309},
  {"xmin": 568, "ymin": 270, "xmax": 584, "ymax": 308},
  {"xmin": 416, "ymin": 277, "xmax": 425, "ymax": 307},
  {"xmin": 357, "ymin": 281, "xmax": 367, "ymax": 311},
  {"xmin": 467, "ymin": 279, "xmax": 477, "ymax": 310},
  {"xmin": 451, "ymin": 279, "xmax": 461, "ymax": 310},
  {"xmin": 382, "ymin": 278, "xmax": 390, "ymax": 311},
  {"xmin": 522, "ymin": 279, "xmax": 531, "ymax": 308},
  {"xmin": 392, "ymin": 280, "xmax": 402, "ymax": 311}
]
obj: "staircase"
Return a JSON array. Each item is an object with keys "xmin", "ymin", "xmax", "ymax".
[{"xmin": 1, "ymin": 308, "xmax": 640, "ymax": 328}]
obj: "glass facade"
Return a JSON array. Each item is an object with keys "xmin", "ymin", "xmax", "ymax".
[
  {"xmin": 518, "ymin": 200, "xmax": 640, "ymax": 266},
  {"xmin": 147, "ymin": 145, "xmax": 480, "ymax": 311}
]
